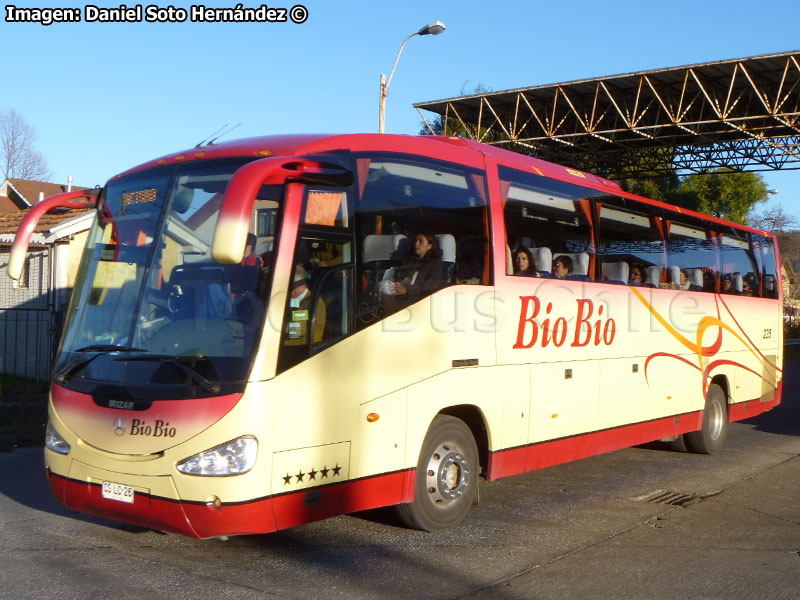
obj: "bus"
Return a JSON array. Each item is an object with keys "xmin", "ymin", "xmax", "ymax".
[{"xmin": 8, "ymin": 133, "xmax": 783, "ymax": 538}]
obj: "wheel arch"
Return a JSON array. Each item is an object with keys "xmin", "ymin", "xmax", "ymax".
[
  {"xmin": 437, "ymin": 404, "xmax": 489, "ymax": 477},
  {"xmin": 685, "ymin": 377, "xmax": 729, "ymax": 454},
  {"xmin": 709, "ymin": 374, "xmax": 731, "ymax": 404}
]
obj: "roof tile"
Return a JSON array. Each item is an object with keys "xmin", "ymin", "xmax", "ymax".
[
  {"xmin": 7, "ymin": 178, "xmax": 88, "ymax": 206},
  {"xmin": 0, "ymin": 208, "xmax": 93, "ymax": 235},
  {"xmin": 0, "ymin": 196, "xmax": 18, "ymax": 214}
]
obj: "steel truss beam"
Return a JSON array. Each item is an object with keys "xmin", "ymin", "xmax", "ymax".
[{"xmin": 415, "ymin": 51, "xmax": 800, "ymax": 177}]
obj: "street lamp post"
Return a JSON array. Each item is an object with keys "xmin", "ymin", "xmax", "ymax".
[{"xmin": 378, "ymin": 20, "xmax": 445, "ymax": 134}]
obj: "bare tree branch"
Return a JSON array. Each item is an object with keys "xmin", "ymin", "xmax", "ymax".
[
  {"xmin": 0, "ymin": 108, "xmax": 52, "ymax": 181},
  {"xmin": 748, "ymin": 202, "xmax": 799, "ymax": 233}
]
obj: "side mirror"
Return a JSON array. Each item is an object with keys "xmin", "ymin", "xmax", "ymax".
[
  {"xmin": 211, "ymin": 157, "xmax": 352, "ymax": 264},
  {"xmin": 8, "ymin": 190, "xmax": 98, "ymax": 280}
]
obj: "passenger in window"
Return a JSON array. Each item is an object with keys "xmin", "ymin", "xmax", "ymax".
[
  {"xmin": 514, "ymin": 248, "xmax": 538, "ymax": 277},
  {"xmin": 630, "ymin": 266, "xmax": 645, "ymax": 285},
  {"xmin": 552, "ymin": 256, "xmax": 573, "ymax": 279},
  {"xmin": 742, "ymin": 275, "xmax": 754, "ymax": 296},
  {"xmin": 284, "ymin": 265, "xmax": 327, "ymax": 346},
  {"xmin": 382, "ymin": 231, "xmax": 447, "ymax": 302},
  {"xmin": 703, "ymin": 271, "xmax": 717, "ymax": 292},
  {"xmin": 229, "ymin": 233, "xmax": 263, "ymax": 296},
  {"xmin": 226, "ymin": 233, "xmax": 266, "ymax": 323},
  {"xmin": 722, "ymin": 274, "xmax": 733, "ymax": 294},
  {"xmin": 243, "ymin": 234, "xmax": 262, "ymax": 267},
  {"xmin": 679, "ymin": 269, "xmax": 691, "ymax": 290}
]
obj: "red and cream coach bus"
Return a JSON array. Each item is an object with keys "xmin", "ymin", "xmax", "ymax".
[{"xmin": 9, "ymin": 134, "xmax": 782, "ymax": 538}]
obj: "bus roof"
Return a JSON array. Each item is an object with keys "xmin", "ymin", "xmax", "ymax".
[
  {"xmin": 119, "ymin": 133, "xmax": 618, "ymax": 191},
  {"xmin": 116, "ymin": 133, "xmax": 771, "ymax": 237}
]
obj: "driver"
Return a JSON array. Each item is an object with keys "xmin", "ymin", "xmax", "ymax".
[{"xmin": 284, "ymin": 265, "xmax": 326, "ymax": 345}]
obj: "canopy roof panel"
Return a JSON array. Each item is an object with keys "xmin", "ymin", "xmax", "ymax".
[{"xmin": 415, "ymin": 51, "xmax": 800, "ymax": 177}]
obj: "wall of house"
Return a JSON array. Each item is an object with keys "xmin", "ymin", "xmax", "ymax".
[
  {"xmin": 66, "ymin": 230, "xmax": 89, "ymax": 289},
  {"xmin": 0, "ymin": 247, "xmax": 49, "ymax": 310}
]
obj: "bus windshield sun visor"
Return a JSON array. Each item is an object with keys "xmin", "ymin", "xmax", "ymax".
[{"xmin": 211, "ymin": 156, "xmax": 352, "ymax": 264}]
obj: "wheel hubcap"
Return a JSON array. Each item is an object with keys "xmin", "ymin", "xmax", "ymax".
[
  {"xmin": 709, "ymin": 399, "xmax": 724, "ymax": 440},
  {"xmin": 426, "ymin": 443, "xmax": 470, "ymax": 505}
]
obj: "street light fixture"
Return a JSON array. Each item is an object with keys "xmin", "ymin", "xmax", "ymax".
[{"xmin": 378, "ymin": 20, "xmax": 446, "ymax": 134}]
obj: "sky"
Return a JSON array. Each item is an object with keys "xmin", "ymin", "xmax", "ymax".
[{"xmin": 3, "ymin": 0, "xmax": 799, "ymax": 217}]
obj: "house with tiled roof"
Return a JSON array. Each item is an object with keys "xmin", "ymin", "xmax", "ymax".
[
  {"xmin": 0, "ymin": 178, "xmax": 87, "ymax": 213},
  {"xmin": 0, "ymin": 181, "xmax": 95, "ymax": 380}
]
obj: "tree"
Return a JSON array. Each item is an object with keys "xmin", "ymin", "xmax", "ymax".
[
  {"xmin": 747, "ymin": 202, "xmax": 799, "ymax": 233},
  {"xmin": 619, "ymin": 172, "xmax": 681, "ymax": 203},
  {"xmin": 418, "ymin": 82, "xmax": 506, "ymax": 142},
  {"xmin": 672, "ymin": 168, "xmax": 768, "ymax": 225},
  {"xmin": 751, "ymin": 205, "xmax": 800, "ymax": 297},
  {"xmin": 0, "ymin": 108, "xmax": 51, "ymax": 181}
]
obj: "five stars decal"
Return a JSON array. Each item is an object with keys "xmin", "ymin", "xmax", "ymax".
[{"xmin": 283, "ymin": 463, "xmax": 343, "ymax": 486}]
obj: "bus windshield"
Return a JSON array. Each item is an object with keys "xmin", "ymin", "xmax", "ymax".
[{"xmin": 55, "ymin": 158, "xmax": 281, "ymax": 399}]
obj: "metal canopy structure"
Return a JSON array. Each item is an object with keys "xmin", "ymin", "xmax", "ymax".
[{"xmin": 415, "ymin": 51, "xmax": 800, "ymax": 178}]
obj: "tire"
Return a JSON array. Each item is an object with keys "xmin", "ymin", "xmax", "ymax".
[
  {"xmin": 396, "ymin": 415, "xmax": 479, "ymax": 531},
  {"xmin": 683, "ymin": 383, "xmax": 728, "ymax": 454}
]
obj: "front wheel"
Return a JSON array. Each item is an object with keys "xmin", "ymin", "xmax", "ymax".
[
  {"xmin": 396, "ymin": 415, "xmax": 479, "ymax": 531},
  {"xmin": 683, "ymin": 383, "xmax": 728, "ymax": 454}
]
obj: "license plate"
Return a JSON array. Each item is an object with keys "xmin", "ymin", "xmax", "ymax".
[{"xmin": 102, "ymin": 481, "xmax": 134, "ymax": 504}]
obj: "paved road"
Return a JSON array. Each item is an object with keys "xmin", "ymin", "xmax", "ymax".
[{"xmin": 1, "ymin": 364, "xmax": 798, "ymax": 599}]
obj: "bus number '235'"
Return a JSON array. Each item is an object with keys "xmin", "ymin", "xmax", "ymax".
[{"xmin": 513, "ymin": 297, "xmax": 616, "ymax": 349}]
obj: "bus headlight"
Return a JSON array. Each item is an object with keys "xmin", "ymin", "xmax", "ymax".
[
  {"xmin": 176, "ymin": 436, "xmax": 258, "ymax": 476},
  {"xmin": 45, "ymin": 422, "xmax": 71, "ymax": 455}
]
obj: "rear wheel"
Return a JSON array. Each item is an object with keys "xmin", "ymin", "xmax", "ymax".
[
  {"xmin": 396, "ymin": 415, "xmax": 479, "ymax": 531},
  {"xmin": 683, "ymin": 383, "xmax": 728, "ymax": 454}
]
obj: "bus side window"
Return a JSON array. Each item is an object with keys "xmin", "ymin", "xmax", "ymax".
[
  {"xmin": 718, "ymin": 226, "xmax": 760, "ymax": 296},
  {"xmin": 751, "ymin": 233, "xmax": 779, "ymax": 299},
  {"xmin": 499, "ymin": 165, "xmax": 596, "ymax": 279},
  {"xmin": 665, "ymin": 215, "xmax": 719, "ymax": 293},
  {"xmin": 354, "ymin": 154, "xmax": 490, "ymax": 328},
  {"xmin": 595, "ymin": 197, "xmax": 666, "ymax": 287}
]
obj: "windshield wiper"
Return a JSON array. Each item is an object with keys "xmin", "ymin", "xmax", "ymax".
[
  {"xmin": 74, "ymin": 344, "xmax": 149, "ymax": 353},
  {"xmin": 115, "ymin": 355, "xmax": 221, "ymax": 394},
  {"xmin": 56, "ymin": 345, "xmax": 150, "ymax": 383}
]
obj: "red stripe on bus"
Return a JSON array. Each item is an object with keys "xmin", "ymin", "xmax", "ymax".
[
  {"xmin": 46, "ymin": 383, "xmax": 780, "ymax": 537},
  {"xmin": 48, "ymin": 469, "xmax": 411, "ymax": 539},
  {"xmin": 487, "ymin": 383, "xmax": 781, "ymax": 481},
  {"xmin": 50, "ymin": 471, "xmax": 205, "ymax": 538},
  {"xmin": 524, "ymin": 412, "xmax": 702, "ymax": 472},
  {"xmin": 728, "ymin": 382, "xmax": 781, "ymax": 422},
  {"xmin": 51, "ymin": 383, "xmax": 242, "ymax": 421},
  {"xmin": 487, "ymin": 412, "xmax": 701, "ymax": 481},
  {"xmin": 271, "ymin": 471, "xmax": 408, "ymax": 530}
]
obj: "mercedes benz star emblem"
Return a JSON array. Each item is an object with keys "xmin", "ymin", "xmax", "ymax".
[{"xmin": 113, "ymin": 418, "xmax": 126, "ymax": 436}]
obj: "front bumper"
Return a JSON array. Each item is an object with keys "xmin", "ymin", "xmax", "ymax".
[{"xmin": 47, "ymin": 468, "xmax": 277, "ymax": 538}]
